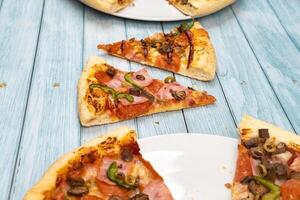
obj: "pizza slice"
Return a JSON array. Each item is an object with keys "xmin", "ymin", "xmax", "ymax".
[
  {"xmin": 24, "ymin": 127, "xmax": 174, "ymax": 200},
  {"xmin": 232, "ymin": 115, "xmax": 300, "ymax": 200},
  {"xmin": 168, "ymin": 0, "xmax": 236, "ymax": 17},
  {"xmin": 78, "ymin": 56, "xmax": 215, "ymax": 127},
  {"xmin": 80, "ymin": 0, "xmax": 133, "ymax": 13},
  {"xmin": 98, "ymin": 21, "xmax": 217, "ymax": 81}
]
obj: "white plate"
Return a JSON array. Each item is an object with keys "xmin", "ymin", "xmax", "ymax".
[
  {"xmin": 80, "ymin": 0, "xmax": 192, "ymax": 21},
  {"xmin": 138, "ymin": 134, "xmax": 238, "ymax": 200}
]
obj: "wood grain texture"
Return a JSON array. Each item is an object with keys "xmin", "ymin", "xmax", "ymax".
[
  {"xmin": 8, "ymin": 0, "xmax": 84, "ymax": 199},
  {"xmin": 267, "ymin": 0, "xmax": 300, "ymax": 50},
  {"xmin": 125, "ymin": 20, "xmax": 188, "ymax": 137},
  {"xmin": 162, "ymin": 21, "xmax": 237, "ymax": 137},
  {"xmin": 0, "ymin": 0, "xmax": 44, "ymax": 199},
  {"xmin": 201, "ymin": 7, "xmax": 294, "ymax": 131},
  {"xmin": 232, "ymin": 0, "xmax": 300, "ymax": 133},
  {"xmin": 81, "ymin": 8, "xmax": 137, "ymax": 143}
]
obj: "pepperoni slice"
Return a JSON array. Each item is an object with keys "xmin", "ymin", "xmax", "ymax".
[
  {"xmin": 155, "ymin": 53, "xmax": 180, "ymax": 72},
  {"xmin": 146, "ymin": 80, "xmax": 164, "ymax": 94},
  {"xmin": 96, "ymin": 180, "xmax": 130, "ymax": 198},
  {"xmin": 95, "ymin": 71, "xmax": 112, "ymax": 83},
  {"xmin": 234, "ymin": 144, "xmax": 253, "ymax": 182},
  {"xmin": 115, "ymin": 101, "xmax": 152, "ymax": 120},
  {"xmin": 280, "ymin": 179, "xmax": 300, "ymax": 200}
]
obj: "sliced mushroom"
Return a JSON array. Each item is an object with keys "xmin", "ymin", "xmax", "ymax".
[
  {"xmin": 67, "ymin": 186, "xmax": 89, "ymax": 196},
  {"xmin": 275, "ymin": 142, "xmax": 287, "ymax": 154},
  {"xmin": 273, "ymin": 163, "xmax": 288, "ymax": 179},
  {"xmin": 248, "ymin": 180, "xmax": 269, "ymax": 199},
  {"xmin": 130, "ymin": 193, "xmax": 149, "ymax": 200},
  {"xmin": 250, "ymin": 147, "xmax": 265, "ymax": 159},
  {"xmin": 171, "ymin": 90, "xmax": 186, "ymax": 101}
]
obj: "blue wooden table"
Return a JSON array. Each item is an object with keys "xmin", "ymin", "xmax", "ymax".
[{"xmin": 0, "ymin": 0, "xmax": 299, "ymax": 199}]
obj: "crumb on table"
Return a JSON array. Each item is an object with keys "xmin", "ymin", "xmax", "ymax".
[
  {"xmin": 0, "ymin": 82, "xmax": 7, "ymax": 88},
  {"xmin": 224, "ymin": 183, "xmax": 232, "ymax": 189}
]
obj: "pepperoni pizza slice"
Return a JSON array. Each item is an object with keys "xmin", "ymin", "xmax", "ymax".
[
  {"xmin": 232, "ymin": 115, "xmax": 300, "ymax": 200},
  {"xmin": 24, "ymin": 127, "xmax": 173, "ymax": 200},
  {"xmin": 78, "ymin": 56, "xmax": 215, "ymax": 127},
  {"xmin": 98, "ymin": 21, "xmax": 217, "ymax": 81}
]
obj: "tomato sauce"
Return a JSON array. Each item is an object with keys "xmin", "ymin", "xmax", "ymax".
[
  {"xmin": 115, "ymin": 101, "xmax": 152, "ymax": 120},
  {"xmin": 145, "ymin": 80, "xmax": 164, "ymax": 94},
  {"xmin": 281, "ymin": 179, "xmax": 300, "ymax": 200},
  {"xmin": 234, "ymin": 145, "xmax": 253, "ymax": 182},
  {"xmin": 155, "ymin": 53, "xmax": 180, "ymax": 72},
  {"xmin": 95, "ymin": 71, "xmax": 113, "ymax": 83}
]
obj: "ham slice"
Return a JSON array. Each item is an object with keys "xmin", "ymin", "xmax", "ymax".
[
  {"xmin": 132, "ymin": 68, "xmax": 153, "ymax": 87},
  {"xmin": 157, "ymin": 82, "xmax": 188, "ymax": 100},
  {"xmin": 106, "ymin": 79, "xmax": 123, "ymax": 89},
  {"xmin": 119, "ymin": 96, "xmax": 149, "ymax": 106},
  {"xmin": 142, "ymin": 180, "xmax": 173, "ymax": 200},
  {"xmin": 290, "ymin": 156, "xmax": 300, "ymax": 172}
]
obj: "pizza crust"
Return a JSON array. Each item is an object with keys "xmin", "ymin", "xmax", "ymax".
[
  {"xmin": 169, "ymin": 0, "xmax": 236, "ymax": 17},
  {"xmin": 78, "ymin": 56, "xmax": 120, "ymax": 126},
  {"xmin": 239, "ymin": 115, "xmax": 300, "ymax": 152},
  {"xmin": 178, "ymin": 22, "xmax": 216, "ymax": 81},
  {"xmin": 80, "ymin": 0, "xmax": 133, "ymax": 13},
  {"xmin": 24, "ymin": 126, "xmax": 136, "ymax": 200}
]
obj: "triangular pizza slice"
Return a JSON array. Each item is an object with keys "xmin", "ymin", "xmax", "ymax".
[
  {"xmin": 24, "ymin": 127, "xmax": 174, "ymax": 200},
  {"xmin": 232, "ymin": 115, "xmax": 300, "ymax": 200},
  {"xmin": 98, "ymin": 21, "xmax": 217, "ymax": 81},
  {"xmin": 78, "ymin": 56, "xmax": 215, "ymax": 127}
]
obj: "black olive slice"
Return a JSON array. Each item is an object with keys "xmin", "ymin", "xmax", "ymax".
[
  {"xmin": 121, "ymin": 148, "xmax": 134, "ymax": 162},
  {"xmin": 130, "ymin": 193, "xmax": 149, "ymax": 200},
  {"xmin": 66, "ymin": 177, "xmax": 85, "ymax": 187}
]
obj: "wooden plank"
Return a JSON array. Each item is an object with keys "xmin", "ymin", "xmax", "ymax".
[
  {"xmin": 0, "ymin": 0, "xmax": 44, "ymax": 199},
  {"xmin": 81, "ymin": 8, "xmax": 137, "ymax": 143},
  {"xmin": 267, "ymin": 0, "xmax": 300, "ymax": 50},
  {"xmin": 162, "ymin": 21, "xmax": 237, "ymax": 137},
  {"xmin": 232, "ymin": 0, "xmax": 300, "ymax": 133},
  {"xmin": 125, "ymin": 20, "xmax": 188, "ymax": 137},
  {"xmin": 201, "ymin": 8, "xmax": 294, "ymax": 131},
  {"xmin": 9, "ymin": 0, "xmax": 84, "ymax": 199}
]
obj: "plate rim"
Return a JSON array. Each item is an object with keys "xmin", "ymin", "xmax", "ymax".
[{"xmin": 138, "ymin": 133, "xmax": 238, "ymax": 144}]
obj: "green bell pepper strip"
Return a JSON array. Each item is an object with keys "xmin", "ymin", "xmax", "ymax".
[
  {"xmin": 89, "ymin": 84, "xmax": 134, "ymax": 103},
  {"xmin": 107, "ymin": 161, "xmax": 137, "ymax": 190},
  {"xmin": 124, "ymin": 72, "xmax": 142, "ymax": 89},
  {"xmin": 253, "ymin": 176, "xmax": 280, "ymax": 200},
  {"xmin": 179, "ymin": 20, "xmax": 194, "ymax": 32},
  {"xmin": 116, "ymin": 93, "xmax": 134, "ymax": 103}
]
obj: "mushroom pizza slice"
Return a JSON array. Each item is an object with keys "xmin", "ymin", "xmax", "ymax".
[
  {"xmin": 232, "ymin": 115, "xmax": 300, "ymax": 200},
  {"xmin": 78, "ymin": 56, "xmax": 215, "ymax": 127},
  {"xmin": 98, "ymin": 21, "xmax": 217, "ymax": 81},
  {"xmin": 24, "ymin": 127, "xmax": 174, "ymax": 200}
]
